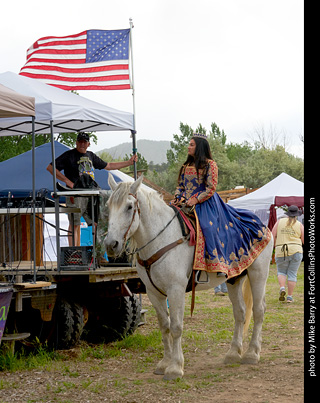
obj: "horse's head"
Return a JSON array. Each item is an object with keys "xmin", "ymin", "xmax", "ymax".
[{"xmin": 104, "ymin": 174, "xmax": 143, "ymax": 257}]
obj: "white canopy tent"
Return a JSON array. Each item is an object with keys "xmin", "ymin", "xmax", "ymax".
[
  {"xmin": 0, "ymin": 71, "xmax": 134, "ymax": 135},
  {"xmin": 228, "ymin": 173, "xmax": 304, "ymax": 226}
]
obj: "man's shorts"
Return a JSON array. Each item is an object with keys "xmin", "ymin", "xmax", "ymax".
[
  {"xmin": 66, "ymin": 196, "xmax": 91, "ymax": 226},
  {"xmin": 275, "ymin": 252, "xmax": 303, "ymax": 282}
]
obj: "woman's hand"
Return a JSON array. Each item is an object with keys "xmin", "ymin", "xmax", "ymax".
[
  {"xmin": 170, "ymin": 197, "xmax": 180, "ymax": 206},
  {"xmin": 186, "ymin": 197, "xmax": 198, "ymax": 207}
]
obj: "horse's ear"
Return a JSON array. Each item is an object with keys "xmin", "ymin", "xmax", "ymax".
[
  {"xmin": 129, "ymin": 174, "xmax": 143, "ymax": 195},
  {"xmin": 108, "ymin": 173, "xmax": 118, "ymax": 191}
]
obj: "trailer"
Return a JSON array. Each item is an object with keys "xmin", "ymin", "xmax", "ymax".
[
  {"xmin": 0, "ymin": 72, "xmax": 144, "ymax": 350},
  {"xmin": 0, "ymin": 202, "xmax": 146, "ymax": 350}
]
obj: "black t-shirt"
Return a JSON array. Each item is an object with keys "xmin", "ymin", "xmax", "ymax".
[{"xmin": 52, "ymin": 149, "xmax": 108, "ymax": 184}]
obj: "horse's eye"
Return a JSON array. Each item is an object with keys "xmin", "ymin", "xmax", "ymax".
[{"xmin": 128, "ymin": 205, "xmax": 133, "ymax": 211}]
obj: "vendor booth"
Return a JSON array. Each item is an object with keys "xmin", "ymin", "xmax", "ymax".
[{"xmin": 228, "ymin": 172, "xmax": 304, "ymax": 229}]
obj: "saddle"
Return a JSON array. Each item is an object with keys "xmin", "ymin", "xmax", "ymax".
[{"xmin": 170, "ymin": 205, "xmax": 197, "ymax": 247}]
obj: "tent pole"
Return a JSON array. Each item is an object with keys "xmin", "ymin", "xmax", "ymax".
[
  {"xmin": 131, "ymin": 130, "xmax": 137, "ymax": 180},
  {"xmin": 32, "ymin": 116, "xmax": 36, "ymax": 283},
  {"xmin": 129, "ymin": 18, "xmax": 137, "ymax": 180},
  {"xmin": 50, "ymin": 121, "xmax": 61, "ymax": 270}
]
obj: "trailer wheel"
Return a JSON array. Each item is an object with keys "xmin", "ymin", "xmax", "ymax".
[
  {"xmin": 54, "ymin": 298, "xmax": 75, "ymax": 349},
  {"xmin": 6, "ymin": 297, "xmax": 85, "ymax": 350},
  {"xmin": 127, "ymin": 294, "xmax": 142, "ymax": 335},
  {"xmin": 111, "ymin": 296, "xmax": 134, "ymax": 339},
  {"xmin": 70, "ymin": 302, "xmax": 86, "ymax": 346},
  {"xmin": 84, "ymin": 296, "xmax": 134, "ymax": 343}
]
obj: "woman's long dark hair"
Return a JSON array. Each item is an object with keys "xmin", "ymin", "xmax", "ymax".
[{"xmin": 178, "ymin": 136, "xmax": 213, "ymax": 181}]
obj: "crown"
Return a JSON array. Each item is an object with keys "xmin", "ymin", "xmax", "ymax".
[{"xmin": 193, "ymin": 132, "xmax": 208, "ymax": 139}]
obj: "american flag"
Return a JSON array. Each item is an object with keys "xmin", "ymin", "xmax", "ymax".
[{"xmin": 19, "ymin": 29, "xmax": 131, "ymax": 90}]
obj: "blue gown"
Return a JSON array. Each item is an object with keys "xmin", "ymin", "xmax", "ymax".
[{"xmin": 174, "ymin": 160, "xmax": 271, "ymax": 279}]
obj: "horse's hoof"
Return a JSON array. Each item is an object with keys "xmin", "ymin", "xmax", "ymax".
[
  {"xmin": 154, "ymin": 359, "xmax": 170, "ymax": 375},
  {"xmin": 154, "ymin": 368, "xmax": 165, "ymax": 375},
  {"xmin": 163, "ymin": 372, "xmax": 183, "ymax": 381},
  {"xmin": 162, "ymin": 365, "xmax": 184, "ymax": 381},
  {"xmin": 224, "ymin": 352, "xmax": 241, "ymax": 365},
  {"xmin": 241, "ymin": 352, "xmax": 259, "ymax": 365}
]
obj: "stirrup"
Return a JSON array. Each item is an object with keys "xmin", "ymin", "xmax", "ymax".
[{"xmin": 195, "ymin": 270, "xmax": 209, "ymax": 284}]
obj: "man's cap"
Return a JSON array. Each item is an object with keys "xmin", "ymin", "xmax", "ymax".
[{"xmin": 77, "ymin": 132, "xmax": 90, "ymax": 141}]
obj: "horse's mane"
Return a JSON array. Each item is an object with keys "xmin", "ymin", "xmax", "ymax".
[
  {"xmin": 108, "ymin": 182, "xmax": 165, "ymax": 212},
  {"xmin": 108, "ymin": 182, "xmax": 167, "ymax": 255},
  {"xmin": 108, "ymin": 182, "xmax": 132, "ymax": 207}
]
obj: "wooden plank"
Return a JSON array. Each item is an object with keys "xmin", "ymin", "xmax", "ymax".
[
  {"xmin": 14, "ymin": 281, "xmax": 52, "ymax": 289},
  {"xmin": 89, "ymin": 270, "xmax": 139, "ymax": 283},
  {"xmin": 2, "ymin": 261, "xmax": 57, "ymax": 270},
  {"xmin": 2, "ymin": 332, "xmax": 30, "ymax": 341},
  {"xmin": 2, "ymin": 333, "xmax": 31, "ymax": 354},
  {"xmin": 1, "ymin": 261, "xmax": 139, "ymax": 281},
  {"xmin": 21, "ymin": 215, "xmax": 31, "ymax": 261}
]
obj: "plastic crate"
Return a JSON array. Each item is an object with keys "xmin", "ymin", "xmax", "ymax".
[{"xmin": 60, "ymin": 246, "xmax": 93, "ymax": 270}]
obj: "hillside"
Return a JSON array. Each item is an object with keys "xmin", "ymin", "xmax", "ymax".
[{"xmin": 98, "ymin": 139, "xmax": 171, "ymax": 164}]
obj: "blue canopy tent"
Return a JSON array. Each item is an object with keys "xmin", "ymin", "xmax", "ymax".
[{"xmin": 0, "ymin": 141, "xmax": 124, "ymax": 199}]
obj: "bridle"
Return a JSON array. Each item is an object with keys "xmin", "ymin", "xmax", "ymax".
[
  {"xmin": 122, "ymin": 192, "xmax": 141, "ymax": 244},
  {"xmin": 123, "ymin": 194, "xmax": 184, "ymax": 256}
]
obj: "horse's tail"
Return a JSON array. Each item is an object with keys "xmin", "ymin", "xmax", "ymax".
[{"xmin": 242, "ymin": 275, "xmax": 253, "ymax": 338}]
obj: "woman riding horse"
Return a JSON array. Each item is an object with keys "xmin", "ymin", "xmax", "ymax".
[
  {"xmin": 171, "ymin": 132, "xmax": 271, "ymax": 280},
  {"xmin": 105, "ymin": 133, "xmax": 273, "ymax": 380}
]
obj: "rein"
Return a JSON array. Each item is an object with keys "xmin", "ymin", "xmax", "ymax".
[{"xmin": 127, "ymin": 204, "xmax": 183, "ymax": 256}]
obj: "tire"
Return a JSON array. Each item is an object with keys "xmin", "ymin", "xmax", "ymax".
[
  {"xmin": 111, "ymin": 296, "xmax": 134, "ymax": 339},
  {"xmin": 54, "ymin": 298, "xmax": 75, "ymax": 349},
  {"xmin": 84, "ymin": 296, "xmax": 134, "ymax": 343},
  {"xmin": 7, "ymin": 297, "xmax": 85, "ymax": 350},
  {"xmin": 69, "ymin": 302, "xmax": 86, "ymax": 347},
  {"xmin": 127, "ymin": 294, "xmax": 142, "ymax": 335}
]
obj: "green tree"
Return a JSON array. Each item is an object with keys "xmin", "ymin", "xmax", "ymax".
[
  {"xmin": 124, "ymin": 152, "xmax": 148, "ymax": 174},
  {"xmin": 166, "ymin": 122, "xmax": 194, "ymax": 167},
  {"xmin": 226, "ymin": 141, "xmax": 254, "ymax": 164},
  {"xmin": 0, "ymin": 134, "xmax": 49, "ymax": 162},
  {"xmin": 161, "ymin": 121, "xmax": 304, "ymax": 193},
  {"xmin": 96, "ymin": 150, "xmax": 115, "ymax": 163},
  {"xmin": 242, "ymin": 146, "xmax": 304, "ymax": 188},
  {"xmin": 210, "ymin": 122, "xmax": 227, "ymax": 145},
  {"xmin": 0, "ymin": 132, "xmax": 98, "ymax": 162}
]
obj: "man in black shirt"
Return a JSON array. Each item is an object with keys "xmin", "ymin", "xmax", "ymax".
[{"xmin": 47, "ymin": 132, "xmax": 137, "ymax": 246}]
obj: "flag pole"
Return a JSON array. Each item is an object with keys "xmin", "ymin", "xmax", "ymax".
[{"xmin": 129, "ymin": 18, "xmax": 137, "ymax": 180}]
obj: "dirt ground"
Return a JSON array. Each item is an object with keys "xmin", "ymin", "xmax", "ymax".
[{"xmin": 0, "ymin": 273, "xmax": 304, "ymax": 403}]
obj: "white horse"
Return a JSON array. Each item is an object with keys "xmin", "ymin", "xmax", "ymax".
[{"xmin": 104, "ymin": 175, "xmax": 273, "ymax": 380}]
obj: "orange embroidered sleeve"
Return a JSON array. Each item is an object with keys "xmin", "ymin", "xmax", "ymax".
[
  {"xmin": 196, "ymin": 160, "xmax": 218, "ymax": 203},
  {"xmin": 174, "ymin": 165, "xmax": 186, "ymax": 200}
]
